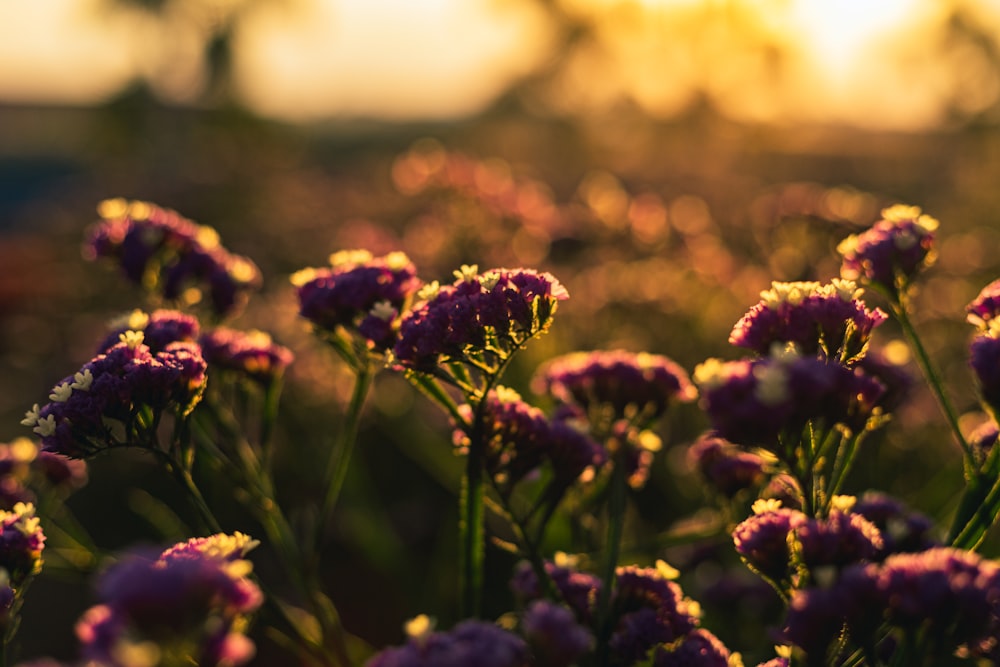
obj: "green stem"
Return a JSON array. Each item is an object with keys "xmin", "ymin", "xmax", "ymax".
[
  {"xmin": 595, "ymin": 448, "xmax": 628, "ymax": 663},
  {"xmin": 461, "ymin": 407, "xmax": 487, "ymax": 618},
  {"xmin": 260, "ymin": 377, "xmax": 283, "ymax": 473},
  {"xmin": 318, "ymin": 360, "xmax": 375, "ymax": 537},
  {"xmin": 890, "ymin": 298, "xmax": 972, "ymax": 466}
]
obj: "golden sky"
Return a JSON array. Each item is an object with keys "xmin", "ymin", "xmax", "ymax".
[{"xmin": 1, "ymin": 0, "xmax": 998, "ymax": 130}]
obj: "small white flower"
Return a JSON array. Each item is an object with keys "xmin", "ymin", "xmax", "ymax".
[
  {"xmin": 752, "ymin": 498, "xmax": 783, "ymax": 515},
  {"xmin": 71, "ymin": 369, "xmax": 93, "ymax": 391},
  {"xmin": 48, "ymin": 383, "xmax": 72, "ymax": 403},
  {"xmin": 752, "ymin": 364, "xmax": 789, "ymax": 406},
  {"xmin": 416, "ymin": 281, "xmax": 440, "ymax": 301},
  {"xmin": 33, "ymin": 415, "xmax": 57, "ymax": 437},
  {"xmin": 119, "ymin": 330, "xmax": 145, "ymax": 350},
  {"xmin": 477, "ymin": 271, "xmax": 500, "ymax": 291},
  {"xmin": 20, "ymin": 404, "xmax": 40, "ymax": 428},
  {"xmin": 369, "ymin": 301, "xmax": 396, "ymax": 322},
  {"xmin": 453, "ymin": 264, "xmax": 479, "ymax": 283}
]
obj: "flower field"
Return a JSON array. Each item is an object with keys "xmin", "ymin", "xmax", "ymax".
[{"xmin": 3, "ymin": 108, "xmax": 1000, "ymax": 666}]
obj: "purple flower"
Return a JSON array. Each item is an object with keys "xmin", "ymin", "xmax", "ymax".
[
  {"xmin": 365, "ymin": 618, "xmax": 529, "ymax": 667},
  {"xmin": 969, "ymin": 420, "xmax": 999, "ymax": 467},
  {"xmin": 76, "ymin": 533, "xmax": 262, "ymax": 667},
  {"xmin": 0, "ymin": 503, "xmax": 44, "ymax": 588},
  {"xmin": 756, "ymin": 660, "xmax": 789, "ymax": 667},
  {"xmin": 393, "ymin": 266, "xmax": 567, "ymax": 372},
  {"xmin": 729, "ymin": 280, "xmax": 886, "ymax": 363},
  {"xmin": 23, "ymin": 333, "xmax": 208, "ymax": 458},
  {"xmin": 294, "ymin": 250, "xmax": 422, "ymax": 351},
  {"xmin": 970, "ymin": 329, "xmax": 1000, "ymax": 418},
  {"xmin": 782, "ymin": 547, "xmax": 1000, "ymax": 663},
  {"xmin": 609, "ymin": 564, "xmax": 701, "ymax": 665},
  {"xmin": 694, "ymin": 351, "xmax": 884, "ymax": 453},
  {"xmin": 455, "ymin": 388, "xmax": 605, "ymax": 491},
  {"xmin": 97, "ymin": 309, "xmax": 200, "ymax": 354},
  {"xmin": 852, "ymin": 491, "xmax": 938, "ymax": 558},
  {"xmin": 510, "ymin": 557, "xmax": 602, "ymax": 625},
  {"xmin": 533, "ymin": 350, "xmax": 697, "ymax": 426},
  {"xmin": 837, "ymin": 204, "xmax": 938, "ymax": 294},
  {"xmin": 520, "ymin": 600, "xmax": 594, "ymax": 667},
  {"xmin": 649, "ymin": 628, "xmax": 733, "ymax": 667},
  {"xmin": 733, "ymin": 502, "xmax": 807, "ymax": 584},
  {"xmin": 688, "ymin": 433, "xmax": 767, "ymax": 498},
  {"xmin": 795, "ymin": 509, "xmax": 883, "ymax": 571},
  {"xmin": 967, "ymin": 278, "xmax": 1000, "ymax": 329},
  {"xmin": 199, "ymin": 327, "xmax": 294, "ymax": 385},
  {"xmin": 84, "ymin": 199, "xmax": 261, "ymax": 318}
]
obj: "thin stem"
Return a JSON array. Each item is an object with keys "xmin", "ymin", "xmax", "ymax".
[
  {"xmin": 318, "ymin": 359, "xmax": 375, "ymax": 536},
  {"xmin": 461, "ymin": 405, "xmax": 487, "ymax": 618},
  {"xmin": 595, "ymin": 448, "xmax": 628, "ymax": 664},
  {"xmin": 260, "ymin": 377, "xmax": 283, "ymax": 473},
  {"xmin": 890, "ymin": 297, "xmax": 972, "ymax": 466}
]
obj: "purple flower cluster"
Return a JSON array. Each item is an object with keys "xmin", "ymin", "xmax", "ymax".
[
  {"xmin": 694, "ymin": 352, "xmax": 884, "ymax": 452},
  {"xmin": 0, "ymin": 503, "xmax": 45, "ymax": 588},
  {"xmin": 365, "ymin": 618, "xmax": 529, "ymax": 667},
  {"xmin": 970, "ymin": 327, "xmax": 1000, "ymax": 419},
  {"xmin": 852, "ymin": 491, "xmax": 938, "ymax": 558},
  {"xmin": 76, "ymin": 533, "xmax": 262, "ymax": 667},
  {"xmin": 294, "ymin": 250, "xmax": 422, "ymax": 351},
  {"xmin": 96, "ymin": 309, "xmax": 200, "ymax": 354},
  {"xmin": 22, "ymin": 332, "xmax": 208, "ymax": 458},
  {"xmin": 966, "ymin": 277, "xmax": 1000, "ymax": 329},
  {"xmin": 729, "ymin": 279, "xmax": 886, "ymax": 363},
  {"xmin": 511, "ymin": 558, "xmax": 729, "ymax": 666},
  {"xmin": 454, "ymin": 388, "xmax": 605, "ymax": 491},
  {"xmin": 510, "ymin": 557, "xmax": 603, "ymax": 626},
  {"xmin": 84, "ymin": 199, "xmax": 261, "ymax": 318},
  {"xmin": 782, "ymin": 547, "xmax": 1000, "ymax": 663},
  {"xmin": 520, "ymin": 600, "xmax": 594, "ymax": 667},
  {"xmin": 393, "ymin": 266, "xmax": 568, "ymax": 372},
  {"xmin": 199, "ymin": 327, "xmax": 294, "ymax": 385},
  {"xmin": 837, "ymin": 204, "xmax": 938, "ymax": 294},
  {"xmin": 734, "ymin": 500, "xmax": 883, "ymax": 586},
  {"xmin": 532, "ymin": 350, "xmax": 697, "ymax": 426},
  {"xmin": 688, "ymin": 433, "xmax": 767, "ymax": 498},
  {"xmin": 0, "ymin": 438, "xmax": 87, "ymax": 509}
]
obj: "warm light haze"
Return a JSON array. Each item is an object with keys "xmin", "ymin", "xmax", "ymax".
[{"xmin": 1, "ymin": 0, "xmax": 999, "ymax": 129}]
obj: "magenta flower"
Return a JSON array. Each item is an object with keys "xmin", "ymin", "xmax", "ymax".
[
  {"xmin": 22, "ymin": 333, "xmax": 207, "ymax": 458},
  {"xmin": 795, "ymin": 508, "xmax": 883, "ymax": 571},
  {"xmin": 852, "ymin": 491, "xmax": 938, "ymax": 558},
  {"xmin": 199, "ymin": 327, "xmax": 294, "ymax": 385},
  {"xmin": 0, "ymin": 503, "xmax": 45, "ymax": 588},
  {"xmin": 453, "ymin": 388, "xmax": 605, "ymax": 491},
  {"xmin": 393, "ymin": 265, "xmax": 567, "ymax": 373},
  {"xmin": 733, "ymin": 502, "xmax": 807, "ymax": 584},
  {"xmin": 782, "ymin": 547, "xmax": 1000, "ymax": 663},
  {"xmin": 76, "ymin": 533, "xmax": 262, "ymax": 667},
  {"xmin": 967, "ymin": 277, "xmax": 1000, "ymax": 329},
  {"xmin": 533, "ymin": 350, "xmax": 697, "ymax": 426},
  {"xmin": 688, "ymin": 433, "xmax": 767, "ymax": 498},
  {"xmin": 84, "ymin": 199, "xmax": 261, "ymax": 318},
  {"xmin": 293, "ymin": 250, "xmax": 422, "ymax": 351},
  {"xmin": 510, "ymin": 556, "xmax": 602, "ymax": 625},
  {"xmin": 608, "ymin": 564, "xmax": 703, "ymax": 666},
  {"xmin": 96, "ymin": 309, "xmax": 200, "ymax": 354},
  {"xmin": 694, "ymin": 351, "xmax": 884, "ymax": 453},
  {"xmin": 520, "ymin": 600, "xmax": 594, "ymax": 667},
  {"xmin": 837, "ymin": 204, "xmax": 938, "ymax": 294},
  {"xmin": 970, "ymin": 328, "xmax": 1000, "ymax": 419},
  {"xmin": 365, "ymin": 618, "xmax": 529, "ymax": 667},
  {"xmin": 729, "ymin": 279, "xmax": 886, "ymax": 363},
  {"xmin": 648, "ymin": 628, "xmax": 733, "ymax": 667}
]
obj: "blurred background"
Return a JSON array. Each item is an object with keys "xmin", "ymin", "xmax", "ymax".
[{"xmin": 4, "ymin": 0, "xmax": 1000, "ymax": 663}]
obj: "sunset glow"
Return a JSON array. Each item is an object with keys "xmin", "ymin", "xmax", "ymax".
[{"xmin": 0, "ymin": 0, "xmax": 997, "ymax": 129}]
